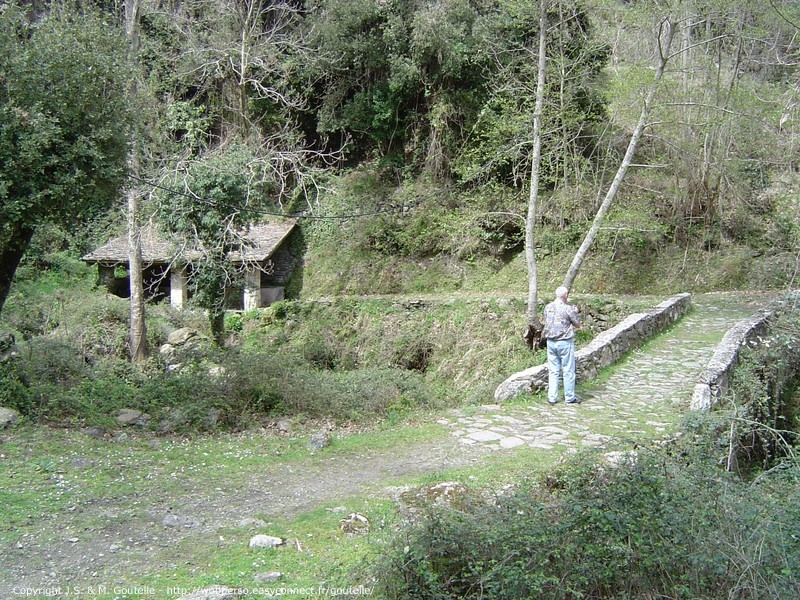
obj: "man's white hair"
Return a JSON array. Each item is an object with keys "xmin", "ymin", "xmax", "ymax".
[{"xmin": 555, "ymin": 286, "xmax": 569, "ymax": 299}]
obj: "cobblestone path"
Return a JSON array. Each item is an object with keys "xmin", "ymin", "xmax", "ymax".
[{"xmin": 438, "ymin": 293, "xmax": 771, "ymax": 452}]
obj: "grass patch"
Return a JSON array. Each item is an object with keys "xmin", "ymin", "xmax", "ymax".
[
  {"xmin": 139, "ymin": 498, "xmax": 399, "ymax": 597},
  {"xmin": 0, "ymin": 415, "xmax": 560, "ymax": 598},
  {"xmin": 0, "ymin": 420, "xmax": 448, "ymax": 542},
  {"xmin": 407, "ymin": 445, "xmax": 563, "ymax": 490}
]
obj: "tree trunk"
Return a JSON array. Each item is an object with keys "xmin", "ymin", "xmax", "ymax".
[
  {"xmin": 562, "ymin": 18, "xmax": 676, "ymax": 291},
  {"xmin": 523, "ymin": 0, "xmax": 548, "ymax": 350},
  {"xmin": 210, "ymin": 308, "xmax": 226, "ymax": 347},
  {"xmin": 0, "ymin": 225, "xmax": 35, "ymax": 318},
  {"xmin": 125, "ymin": 0, "xmax": 140, "ymax": 51},
  {"xmin": 127, "ymin": 185, "xmax": 148, "ymax": 363},
  {"xmin": 126, "ymin": 0, "xmax": 148, "ymax": 363}
]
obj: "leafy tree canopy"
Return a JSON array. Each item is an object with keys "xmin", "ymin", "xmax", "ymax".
[
  {"xmin": 303, "ymin": 0, "xmax": 609, "ymax": 183},
  {"xmin": 0, "ymin": 1, "xmax": 133, "ymax": 315},
  {"xmin": 161, "ymin": 143, "xmax": 270, "ymax": 343}
]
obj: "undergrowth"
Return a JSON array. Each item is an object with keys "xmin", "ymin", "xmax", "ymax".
[
  {"xmin": 716, "ymin": 295, "xmax": 800, "ymax": 471},
  {"xmin": 0, "ymin": 266, "xmax": 642, "ymax": 431},
  {"xmin": 376, "ymin": 428, "xmax": 800, "ymax": 599},
  {"xmin": 0, "ymin": 344, "xmax": 450, "ymax": 431}
]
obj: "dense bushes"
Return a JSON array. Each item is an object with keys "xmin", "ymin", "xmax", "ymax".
[
  {"xmin": 377, "ymin": 437, "xmax": 800, "ymax": 599},
  {"xmin": 0, "ymin": 274, "xmax": 477, "ymax": 429},
  {"xmin": 0, "ymin": 340, "xmax": 448, "ymax": 431},
  {"xmin": 0, "ymin": 264, "xmax": 452, "ymax": 429},
  {"xmin": 0, "ymin": 265, "xmax": 458, "ymax": 428},
  {"xmin": 0, "ymin": 263, "xmax": 647, "ymax": 432}
]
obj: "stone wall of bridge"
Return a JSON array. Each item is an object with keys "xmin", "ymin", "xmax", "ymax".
[{"xmin": 690, "ymin": 296, "xmax": 792, "ymax": 411}]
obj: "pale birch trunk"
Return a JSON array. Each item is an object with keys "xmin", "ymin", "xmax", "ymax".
[
  {"xmin": 126, "ymin": 0, "xmax": 148, "ymax": 363},
  {"xmin": 562, "ymin": 18, "xmax": 676, "ymax": 291},
  {"xmin": 523, "ymin": 0, "xmax": 549, "ymax": 349},
  {"xmin": 128, "ymin": 184, "xmax": 148, "ymax": 363}
]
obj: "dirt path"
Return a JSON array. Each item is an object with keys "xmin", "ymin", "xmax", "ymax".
[
  {"xmin": 0, "ymin": 433, "xmax": 488, "ymax": 595},
  {"xmin": 0, "ymin": 292, "xmax": 770, "ymax": 596}
]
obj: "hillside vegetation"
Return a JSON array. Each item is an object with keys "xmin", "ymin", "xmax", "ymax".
[
  {"xmin": 3, "ymin": 0, "xmax": 799, "ymax": 312},
  {"xmin": 0, "ymin": 0, "xmax": 798, "ymax": 429}
]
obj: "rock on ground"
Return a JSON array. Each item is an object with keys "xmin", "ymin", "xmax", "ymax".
[
  {"xmin": 339, "ymin": 512, "xmax": 370, "ymax": 535},
  {"xmin": 162, "ymin": 515, "xmax": 201, "ymax": 528},
  {"xmin": 114, "ymin": 409, "xmax": 150, "ymax": 427},
  {"xmin": 0, "ymin": 407, "xmax": 20, "ymax": 428},
  {"xmin": 167, "ymin": 327, "xmax": 199, "ymax": 346},
  {"xmin": 248, "ymin": 534, "xmax": 286, "ymax": 549},
  {"xmin": 237, "ymin": 518, "xmax": 267, "ymax": 528},
  {"xmin": 178, "ymin": 586, "xmax": 241, "ymax": 600},
  {"xmin": 308, "ymin": 430, "xmax": 332, "ymax": 452}
]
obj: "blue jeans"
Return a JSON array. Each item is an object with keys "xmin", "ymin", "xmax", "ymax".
[{"xmin": 547, "ymin": 338, "xmax": 576, "ymax": 403}]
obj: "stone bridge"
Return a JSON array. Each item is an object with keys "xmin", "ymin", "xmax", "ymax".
[{"xmin": 439, "ymin": 292, "xmax": 774, "ymax": 451}]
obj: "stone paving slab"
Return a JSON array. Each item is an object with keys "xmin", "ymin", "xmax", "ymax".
[{"xmin": 441, "ymin": 294, "xmax": 770, "ymax": 451}]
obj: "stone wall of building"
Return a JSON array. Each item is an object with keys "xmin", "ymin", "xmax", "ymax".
[
  {"xmin": 690, "ymin": 298, "xmax": 786, "ymax": 411},
  {"xmin": 263, "ymin": 229, "xmax": 301, "ymax": 286},
  {"xmin": 494, "ymin": 293, "xmax": 692, "ymax": 403}
]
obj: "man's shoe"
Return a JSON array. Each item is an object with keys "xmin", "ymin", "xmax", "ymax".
[
  {"xmin": 548, "ymin": 400, "xmax": 558, "ymax": 405},
  {"xmin": 566, "ymin": 396, "xmax": 583, "ymax": 404}
]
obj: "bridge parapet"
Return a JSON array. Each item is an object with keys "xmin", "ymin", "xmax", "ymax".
[{"xmin": 690, "ymin": 294, "xmax": 795, "ymax": 411}]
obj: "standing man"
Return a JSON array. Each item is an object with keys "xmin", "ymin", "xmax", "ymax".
[{"xmin": 541, "ymin": 286, "xmax": 582, "ymax": 404}]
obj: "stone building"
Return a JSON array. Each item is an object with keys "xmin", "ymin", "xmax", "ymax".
[{"xmin": 82, "ymin": 219, "xmax": 299, "ymax": 310}]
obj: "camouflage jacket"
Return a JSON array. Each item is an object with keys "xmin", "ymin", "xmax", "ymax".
[{"xmin": 541, "ymin": 300, "xmax": 581, "ymax": 341}]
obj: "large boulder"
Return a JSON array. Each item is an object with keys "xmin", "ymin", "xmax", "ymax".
[
  {"xmin": 114, "ymin": 408, "xmax": 150, "ymax": 427},
  {"xmin": 161, "ymin": 328, "xmax": 212, "ymax": 372},
  {"xmin": 167, "ymin": 327, "xmax": 200, "ymax": 346},
  {"xmin": 0, "ymin": 407, "xmax": 21, "ymax": 429}
]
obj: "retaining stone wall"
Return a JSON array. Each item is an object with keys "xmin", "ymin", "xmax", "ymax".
[
  {"xmin": 690, "ymin": 297, "xmax": 786, "ymax": 411},
  {"xmin": 494, "ymin": 293, "xmax": 692, "ymax": 403}
]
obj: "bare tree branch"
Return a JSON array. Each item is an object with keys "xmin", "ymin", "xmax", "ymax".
[{"xmin": 563, "ymin": 16, "xmax": 677, "ymax": 291}]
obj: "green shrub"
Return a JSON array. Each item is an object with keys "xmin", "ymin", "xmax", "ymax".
[
  {"xmin": 53, "ymin": 378, "xmax": 136, "ymax": 425},
  {"xmin": 18, "ymin": 338, "xmax": 89, "ymax": 389},
  {"xmin": 0, "ymin": 362, "xmax": 35, "ymax": 417},
  {"xmin": 724, "ymin": 299, "xmax": 800, "ymax": 469},
  {"xmin": 378, "ymin": 441, "xmax": 800, "ymax": 599},
  {"xmin": 2, "ymin": 327, "xmax": 451, "ymax": 429},
  {"xmin": 224, "ymin": 312, "xmax": 244, "ymax": 333},
  {"xmin": 256, "ymin": 362, "xmax": 447, "ymax": 421}
]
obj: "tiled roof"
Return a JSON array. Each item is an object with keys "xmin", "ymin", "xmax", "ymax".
[{"xmin": 82, "ymin": 219, "xmax": 297, "ymax": 265}]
